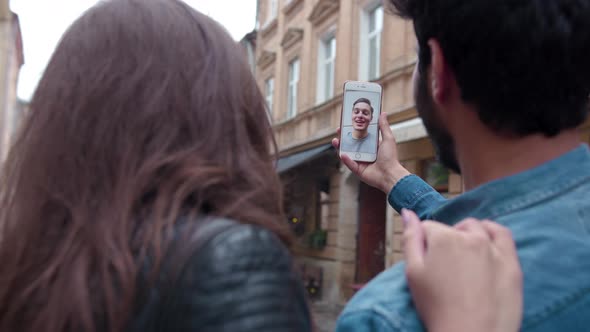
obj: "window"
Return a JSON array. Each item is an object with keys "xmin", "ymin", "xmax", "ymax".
[
  {"xmin": 308, "ymin": 180, "xmax": 330, "ymax": 251},
  {"xmin": 265, "ymin": 77, "xmax": 274, "ymax": 118},
  {"xmin": 267, "ymin": 0, "xmax": 278, "ymax": 23},
  {"xmin": 367, "ymin": 5, "xmax": 383, "ymax": 80},
  {"xmin": 317, "ymin": 36, "xmax": 336, "ymax": 103},
  {"xmin": 317, "ymin": 179, "xmax": 331, "ymax": 231},
  {"xmin": 360, "ymin": 5, "xmax": 383, "ymax": 81},
  {"xmin": 287, "ymin": 58, "xmax": 300, "ymax": 119},
  {"xmin": 423, "ymin": 159, "xmax": 450, "ymax": 193}
]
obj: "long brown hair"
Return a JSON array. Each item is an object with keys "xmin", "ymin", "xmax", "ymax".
[{"xmin": 0, "ymin": 0, "xmax": 288, "ymax": 331}]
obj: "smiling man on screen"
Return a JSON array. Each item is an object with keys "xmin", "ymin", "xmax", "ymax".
[{"xmin": 341, "ymin": 98, "xmax": 375, "ymax": 153}]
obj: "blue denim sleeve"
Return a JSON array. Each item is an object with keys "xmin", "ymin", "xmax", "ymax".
[
  {"xmin": 336, "ymin": 311, "xmax": 398, "ymax": 332},
  {"xmin": 387, "ymin": 174, "xmax": 447, "ymax": 220}
]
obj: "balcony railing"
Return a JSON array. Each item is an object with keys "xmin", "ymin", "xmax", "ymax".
[{"xmin": 273, "ymin": 96, "xmax": 342, "ymax": 152}]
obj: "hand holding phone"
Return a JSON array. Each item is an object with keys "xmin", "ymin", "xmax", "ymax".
[
  {"xmin": 334, "ymin": 81, "xmax": 411, "ymax": 194},
  {"xmin": 339, "ymin": 81, "xmax": 383, "ymax": 162}
]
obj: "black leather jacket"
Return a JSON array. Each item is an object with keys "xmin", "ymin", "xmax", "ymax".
[{"xmin": 129, "ymin": 218, "xmax": 312, "ymax": 332}]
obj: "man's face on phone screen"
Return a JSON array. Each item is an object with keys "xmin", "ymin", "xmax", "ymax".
[{"xmin": 352, "ymin": 102, "xmax": 372, "ymax": 132}]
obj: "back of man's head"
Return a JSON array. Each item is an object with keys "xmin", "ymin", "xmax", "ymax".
[{"xmin": 388, "ymin": 0, "xmax": 590, "ymax": 137}]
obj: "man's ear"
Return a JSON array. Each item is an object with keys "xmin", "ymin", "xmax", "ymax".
[{"xmin": 428, "ymin": 39, "xmax": 450, "ymax": 105}]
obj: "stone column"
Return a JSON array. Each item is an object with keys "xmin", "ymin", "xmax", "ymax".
[{"xmin": 335, "ymin": 165, "xmax": 360, "ymax": 303}]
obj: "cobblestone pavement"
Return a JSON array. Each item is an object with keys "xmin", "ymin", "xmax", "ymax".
[{"xmin": 312, "ymin": 303, "xmax": 342, "ymax": 332}]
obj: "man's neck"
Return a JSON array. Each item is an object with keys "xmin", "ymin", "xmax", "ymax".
[
  {"xmin": 456, "ymin": 129, "xmax": 582, "ymax": 191},
  {"xmin": 352, "ymin": 130, "xmax": 369, "ymax": 139}
]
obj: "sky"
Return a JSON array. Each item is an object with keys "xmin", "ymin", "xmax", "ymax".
[{"xmin": 10, "ymin": 0, "xmax": 258, "ymax": 101}]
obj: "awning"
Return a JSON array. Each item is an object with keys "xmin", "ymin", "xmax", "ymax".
[
  {"xmin": 276, "ymin": 144, "xmax": 333, "ymax": 173},
  {"xmin": 390, "ymin": 117, "xmax": 428, "ymax": 143}
]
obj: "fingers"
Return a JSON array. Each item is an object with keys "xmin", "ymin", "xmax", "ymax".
[
  {"xmin": 334, "ymin": 127, "xmax": 366, "ymax": 178},
  {"xmin": 420, "ymin": 219, "xmax": 455, "ymax": 250},
  {"xmin": 480, "ymin": 221, "xmax": 517, "ymax": 255},
  {"xmin": 456, "ymin": 219, "xmax": 516, "ymax": 255},
  {"xmin": 402, "ymin": 209, "xmax": 425, "ymax": 269},
  {"xmin": 332, "ymin": 128, "xmax": 342, "ymax": 149},
  {"xmin": 403, "ymin": 210, "xmax": 428, "ymax": 287},
  {"xmin": 332, "ymin": 128, "xmax": 341, "ymax": 149},
  {"xmin": 332, "ymin": 138, "xmax": 339, "ymax": 149},
  {"xmin": 480, "ymin": 221, "xmax": 523, "ymax": 303},
  {"xmin": 340, "ymin": 154, "xmax": 361, "ymax": 175},
  {"xmin": 454, "ymin": 218, "xmax": 490, "ymax": 240},
  {"xmin": 378, "ymin": 113, "xmax": 395, "ymax": 142}
]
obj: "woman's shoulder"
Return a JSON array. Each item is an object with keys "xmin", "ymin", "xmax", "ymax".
[
  {"xmin": 154, "ymin": 218, "xmax": 310, "ymax": 331},
  {"xmin": 174, "ymin": 217, "xmax": 291, "ymax": 272}
]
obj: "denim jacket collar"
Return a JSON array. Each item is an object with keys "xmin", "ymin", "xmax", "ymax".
[{"xmin": 431, "ymin": 144, "xmax": 590, "ymax": 224}]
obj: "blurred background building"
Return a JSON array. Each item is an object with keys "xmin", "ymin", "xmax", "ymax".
[
  {"xmin": 250, "ymin": 0, "xmax": 459, "ymax": 310},
  {"xmin": 249, "ymin": 0, "xmax": 590, "ymax": 312},
  {"xmin": 0, "ymin": 0, "xmax": 24, "ymax": 163},
  {"xmin": 239, "ymin": 29, "xmax": 257, "ymax": 74}
]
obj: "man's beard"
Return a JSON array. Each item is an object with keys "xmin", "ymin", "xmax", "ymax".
[{"xmin": 415, "ymin": 70, "xmax": 462, "ymax": 174}]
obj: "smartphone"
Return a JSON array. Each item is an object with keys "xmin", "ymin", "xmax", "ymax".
[{"xmin": 339, "ymin": 81, "xmax": 383, "ymax": 162}]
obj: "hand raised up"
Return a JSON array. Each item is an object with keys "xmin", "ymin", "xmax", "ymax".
[{"xmin": 332, "ymin": 113, "xmax": 410, "ymax": 193}]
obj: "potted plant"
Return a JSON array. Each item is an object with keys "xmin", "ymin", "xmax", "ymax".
[{"xmin": 309, "ymin": 229, "xmax": 327, "ymax": 250}]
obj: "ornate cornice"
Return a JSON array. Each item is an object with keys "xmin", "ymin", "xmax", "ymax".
[
  {"xmin": 308, "ymin": 0, "xmax": 339, "ymax": 25},
  {"xmin": 257, "ymin": 50, "xmax": 277, "ymax": 69},
  {"xmin": 280, "ymin": 28, "xmax": 304, "ymax": 49},
  {"xmin": 283, "ymin": 0, "xmax": 304, "ymax": 16},
  {"xmin": 259, "ymin": 18, "xmax": 278, "ymax": 38}
]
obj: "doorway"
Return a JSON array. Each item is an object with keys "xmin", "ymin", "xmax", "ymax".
[{"xmin": 355, "ymin": 182, "xmax": 386, "ymax": 284}]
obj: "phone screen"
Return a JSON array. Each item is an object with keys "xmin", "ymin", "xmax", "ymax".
[{"xmin": 340, "ymin": 81, "xmax": 382, "ymax": 162}]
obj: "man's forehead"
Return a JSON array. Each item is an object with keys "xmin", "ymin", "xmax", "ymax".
[{"xmin": 354, "ymin": 102, "xmax": 371, "ymax": 109}]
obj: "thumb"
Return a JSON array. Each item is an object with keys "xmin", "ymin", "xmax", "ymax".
[
  {"xmin": 379, "ymin": 112, "xmax": 395, "ymax": 142},
  {"xmin": 402, "ymin": 209, "xmax": 425, "ymax": 269}
]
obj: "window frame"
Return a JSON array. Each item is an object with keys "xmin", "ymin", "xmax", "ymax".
[
  {"xmin": 359, "ymin": 3, "xmax": 384, "ymax": 81},
  {"xmin": 287, "ymin": 58, "xmax": 300, "ymax": 119},
  {"xmin": 267, "ymin": 0, "xmax": 279, "ymax": 23},
  {"xmin": 316, "ymin": 34, "xmax": 337, "ymax": 104},
  {"xmin": 265, "ymin": 77, "xmax": 275, "ymax": 119}
]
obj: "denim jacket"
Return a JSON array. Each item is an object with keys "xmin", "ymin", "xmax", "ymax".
[{"xmin": 336, "ymin": 144, "xmax": 590, "ymax": 332}]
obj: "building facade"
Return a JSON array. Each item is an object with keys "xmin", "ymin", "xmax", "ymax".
[
  {"xmin": 252, "ymin": 0, "xmax": 590, "ymax": 309},
  {"xmin": 239, "ymin": 30, "xmax": 257, "ymax": 74},
  {"xmin": 0, "ymin": 0, "xmax": 24, "ymax": 162}
]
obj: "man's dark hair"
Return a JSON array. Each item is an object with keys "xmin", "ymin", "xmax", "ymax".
[
  {"xmin": 388, "ymin": 0, "xmax": 590, "ymax": 137},
  {"xmin": 353, "ymin": 97, "xmax": 374, "ymax": 114}
]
